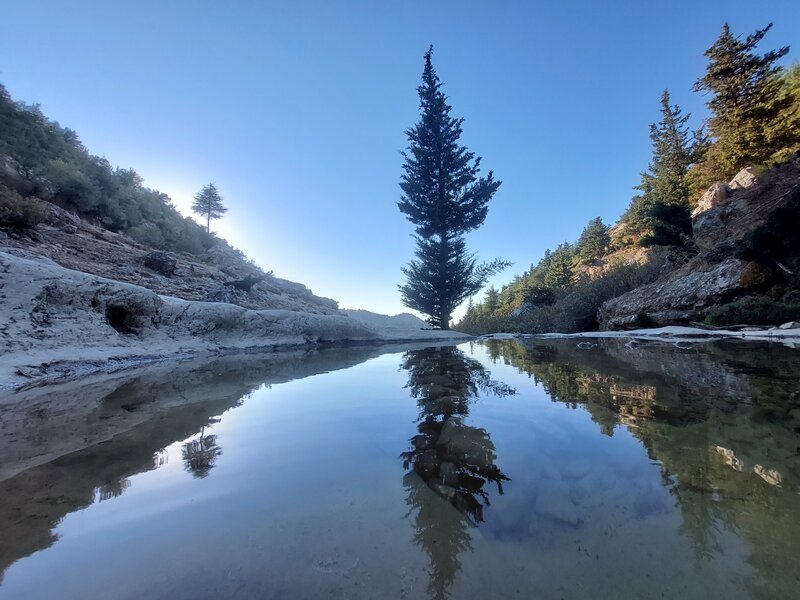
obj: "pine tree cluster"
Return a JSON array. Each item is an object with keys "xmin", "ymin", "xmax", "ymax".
[{"xmin": 456, "ymin": 21, "xmax": 799, "ymax": 335}]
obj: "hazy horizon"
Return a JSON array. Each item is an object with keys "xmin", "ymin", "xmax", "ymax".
[{"xmin": 2, "ymin": 1, "xmax": 798, "ymax": 319}]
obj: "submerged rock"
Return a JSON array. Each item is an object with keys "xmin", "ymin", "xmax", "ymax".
[
  {"xmin": 437, "ymin": 418, "xmax": 495, "ymax": 472},
  {"xmin": 535, "ymin": 478, "xmax": 579, "ymax": 525},
  {"xmin": 560, "ymin": 459, "xmax": 592, "ymax": 480}
]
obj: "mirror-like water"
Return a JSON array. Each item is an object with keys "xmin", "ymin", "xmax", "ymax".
[{"xmin": 0, "ymin": 339, "xmax": 798, "ymax": 599}]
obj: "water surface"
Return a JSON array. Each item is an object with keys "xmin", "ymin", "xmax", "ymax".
[{"xmin": 1, "ymin": 339, "xmax": 799, "ymax": 599}]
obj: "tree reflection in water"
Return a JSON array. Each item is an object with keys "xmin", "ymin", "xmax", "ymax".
[
  {"xmin": 399, "ymin": 346, "xmax": 514, "ymax": 599},
  {"xmin": 486, "ymin": 337, "xmax": 800, "ymax": 598},
  {"xmin": 181, "ymin": 426, "xmax": 222, "ymax": 479}
]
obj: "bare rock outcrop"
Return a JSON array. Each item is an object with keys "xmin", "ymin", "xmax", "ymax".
[
  {"xmin": 598, "ymin": 258, "xmax": 757, "ymax": 329},
  {"xmin": 0, "ymin": 251, "xmax": 469, "ymax": 389},
  {"xmin": 599, "ymin": 158, "xmax": 800, "ymax": 329},
  {"xmin": 691, "ymin": 181, "xmax": 729, "ymax": 218},
  {"xmin": 728, "ymin": 166, "xmax": 759, "ymax": 190},
  {"xmin": 0, "ymin": 198, "xmax": 341, "ymax": 315}
]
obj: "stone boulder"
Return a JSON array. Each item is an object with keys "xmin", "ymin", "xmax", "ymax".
[
  {"xmin": 691, "ymin": 182, "xmax": 729, "ymax": 218},
  {"xmin": 598, "ymin": 258, "xmax": 759, "ymax": 329},
  {"xmin": 204, "ymin": 285, "xmax": 237, "ymax": 304},
  {"xmin": 728, "ymin": 166, "xmax": 758, "ymax": 190},
  {"xmin": 512, "ymin": 302, "xmax": 535, "ymax": 318},
  {"xmin": 27, "ymin": 198, "xmax": 82, "ymax": 229},
  {"xmin": 142, "ymin": 251, "xmax": 177, "ymax": 277}
]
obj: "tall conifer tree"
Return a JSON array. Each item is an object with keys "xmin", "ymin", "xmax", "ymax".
[
  {"xmin": 693, "ymin": 23, "xmax": 791, "ymax": 179},
  {"xmin": 398, "ymin": 47, "xmax": 508, "ymax": 329},
  {"xmin": 639, "ymin": 90, "xmax": 703, "ymax": 208},
  {"xmin": 192, "ymin": 183, "xmax": 227, "ymax": 233},
  {"xmin": 622, "ymin": 91, "xmax": 702, "ymax": 247},
  {"xmin": 575, "ymin": 217, "xmax": 611, "ymax": 265},
  {"xmin": 542, "ymin": 243, "xmax": 574, "ymax": 288}
]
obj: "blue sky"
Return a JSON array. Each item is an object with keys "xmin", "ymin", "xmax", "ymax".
[{"xmin": 1, "ymin": 1, "xmax": 798, "ymax": 318}]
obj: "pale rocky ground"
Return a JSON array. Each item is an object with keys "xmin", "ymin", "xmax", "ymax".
[
  {"xmin": 0, "ymin": 200, "xmax": 342, "ymax": 314},
  {"xmin": 0, "ymin": 250, "xmax": 468, "ymax": 390}
]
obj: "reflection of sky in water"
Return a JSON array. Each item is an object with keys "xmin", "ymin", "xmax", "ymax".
[{"xmin": 1, "ymin": 340, "xmax": 797, "ymax": 599}]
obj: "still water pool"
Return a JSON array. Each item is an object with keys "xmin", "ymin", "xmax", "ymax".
[{"xmin": 1, "ymin": 339, "xmax": 799, "ymax": 599}]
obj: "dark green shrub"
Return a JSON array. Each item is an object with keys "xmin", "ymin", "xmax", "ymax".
[
  {"xmin": 640, "ymin": 202, "xmax": 693, "ymax": 248},
  {"xmin": 704, "ymin": 296, "xmax": 800, "ymax": 326},
  {"xmin": 518, "ymin": 261, "xmax": 663, "ymax": 333},
  {"xmin": 521, "ymin": 285, "xmax": 556, "ymax": 307},
  {"xmin": 0, "ymin": 184, "xmax": 43, "ymax": 229},
  {"xmin": 128, "ymin": 222, "xmax": 165, "ymax": 249}
]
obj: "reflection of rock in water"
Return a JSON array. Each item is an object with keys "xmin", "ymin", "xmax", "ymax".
[
  {"xmin": 182, "ymin": 427, "xmax": 222, "ymax": 479},
  {"xmin": 487, "ymin": 337, "xmax": 800, "ymax": 598},
  {"xmin": 400, "ymin": 346, "xmax": 513, "ymax": 599},
  {"xmin": 0, "ymin": 344, "xmax": 410, "ymax": 584}
]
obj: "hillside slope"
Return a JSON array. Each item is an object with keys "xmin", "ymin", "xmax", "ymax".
[
  {"xmin": 1, "ymin": 197, "xmax": 340, "ymax": 315},
  {"xmin": 600, "ymin": 159, "xmax": 800, "ymax": 328}
]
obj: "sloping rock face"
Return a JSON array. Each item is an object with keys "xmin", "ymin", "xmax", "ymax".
[
  {"xmin": 599, "ymin": 158, "xmax": 800, "ymax": 329},
  {"xmin": 0, "ymin": 251, "xmax": 469, "ymax": 389},
  {"xmin": 0, "ymin": 199, "xmax": 340, "ymax": 314},
  {"xmin": 598, "ymin": 258, "xmax": 754, "ymax": 329},
  {"xmin": 342, "ymin": 309, "xmax": 428, "ymax": 330},
  {"xmin": 691, "ymin": 182, "xmax": 729, "ymax": 218}
]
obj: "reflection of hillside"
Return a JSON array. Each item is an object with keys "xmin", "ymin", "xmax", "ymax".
[
  {"xmin": 487, "ymin": 338, "xmax": 800, "ymax": 598},
  {"xmin": 399, "ymin": 346, "xmax": 513, "ymax": 599},
  {"xmin": 489, "ymin": 338, "xmax": 755, "ymax": 426},
  {"xmin": 0, "ymin": 344, "xmax": 422, "ymax": 582}
]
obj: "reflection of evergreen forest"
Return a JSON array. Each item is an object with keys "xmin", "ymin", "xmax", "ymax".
[
  {"xmin": 399, "ymin": 346, "xmax": 514, "ymax": 599},
  {"xmin": 486, "ymin": 338, "xmax": 800, "ymax": 598},
  {"xmin": 2, "ymin": 340, "xmax": 798, "ymax": 598},
  {"xmin": 182, "ymin": 426, "xmax": 223, "ymax": 479}
]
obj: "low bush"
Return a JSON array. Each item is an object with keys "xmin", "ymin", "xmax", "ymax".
[
  {"xmin": 517, "ymin": 261, "xmax": 663, "ymax": 333},
  {"xmin": 704, "ymin": 296, "xmax": 800, "ymax": 326},
  {"xmin": 456, "ymin": 260, "xmax": 663, "ymax": 335},
  {"xmin": 0, "ymin": 184, "xmax": 43, "ymax": 230}
]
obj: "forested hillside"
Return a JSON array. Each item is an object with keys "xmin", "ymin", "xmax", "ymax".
[
  {"xmin": 0, "ymin": 81, "xmax": 343, "ymax": 316},
  {"xmin": 0, "ymin": 83, "xmax": 213, "ymax": 253},
  {"xmin": 457, "ymin": 24, "xmax": 800, "ymax": 334}
]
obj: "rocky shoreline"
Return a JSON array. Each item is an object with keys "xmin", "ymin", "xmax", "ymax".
[
  {"xmin": 0, "ymin": 250, "xmax": 469, "ymax": 391},
  {"xmin": 480, "ymin": 325, "xmax": 800, "ymax": 348}
]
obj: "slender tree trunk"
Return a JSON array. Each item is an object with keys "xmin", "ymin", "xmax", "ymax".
[
  {"xmin": 206, "ymin": 212, "xmax": 210, "ymax": 233},
  {"xmin": 439, "ymin": 231, "xmax": 450, "ymax": 329}
]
